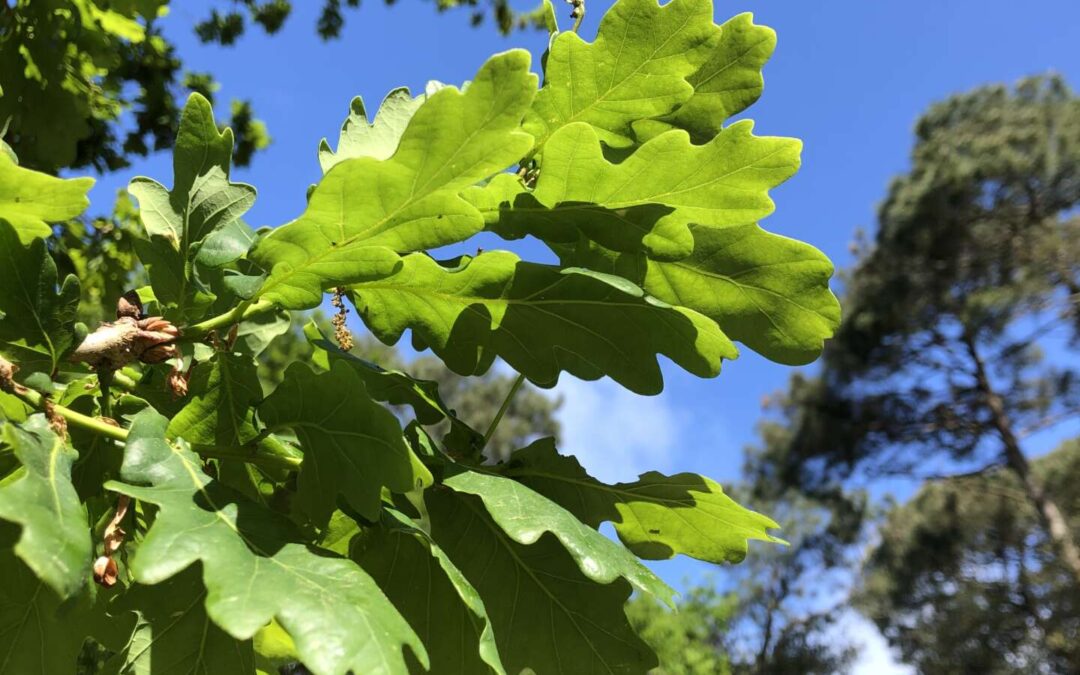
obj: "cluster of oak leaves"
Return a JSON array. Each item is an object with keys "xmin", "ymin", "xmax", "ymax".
[{"xmin": 0, "ymin": 0, "xmax": 839, "ymax": 672}]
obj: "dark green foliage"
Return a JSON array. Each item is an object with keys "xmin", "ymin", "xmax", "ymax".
[{"xmin": 858, "ymin": 440, "xmax": 1080, "ymax": 673}]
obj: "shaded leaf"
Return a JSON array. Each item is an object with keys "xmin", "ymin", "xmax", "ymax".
[
  {"xmin": 505, "ymin": 438, "xmax": 783, "ymax": 563},
  {"xmin": 0, "ymin": 415, "xmax": 91, "ymax": 598},
  {"xmin": 169, "ymin": 350, "xmax": 262, "ymax": 447},
  {"xmin": 426, "ymin": 481, "xmax": 661, "ymax": 674},
  {"xmin": 350, "ymin": 250, "xmax": 736, "ymax": 395},
  {"xmin": 0, "ymin": 153, "xmax": 93, "ymax": 242},
  {"xmin": 251, "ymin": 51, "xmax": 536, "ymax": 309},
  {"xmin": 103, "ymin": 567, "xmax": 255, "ymax": 675},
  {"xmin": 0, "ymin": 219, "xmax": 81, "ymax": 374},
  {"xmin": 353, "ymin": 508, "xmax": 506, "ymax": 675},
  {"xmin": 105, "ymin": 410, "xmax": 428, "ymax": 675},
  {"xmin": 259, "ymin": 361, "xmax": 432, "ymax": 523}
]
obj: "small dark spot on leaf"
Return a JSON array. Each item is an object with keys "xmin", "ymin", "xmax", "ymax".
[{"xmin": 649, "ymin": 528, "xmax": 661, "ymax": 535}]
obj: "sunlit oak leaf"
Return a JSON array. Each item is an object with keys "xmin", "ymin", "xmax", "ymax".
[
  {"xmin": 251, "ymin": 51, "xmax": 536, "ymax": 310},
  {"xmin": 318, "ymin": 82, "xmax": 444, "ymax": 171},
  {"xmin": 0, "ymin": 153, "xmax": 93, "ymax": 242},
  {"xmin": 525, "ymin": 0, "xmax": 721, "ymax": 151},
  {"xmin": 0, "ymin": 415, "xmax": 91, "ymax": 599},
  {"xmin": 568, "ymin": 223, "xmax": 841, "ymax": 365},
  {"xmin": 504, "ymin": 438, "xmax": 783, "ymax": 564},
  {"xmin": 105, "ymin": 410, "xmax": 427, "ymax": 675},
  {"xmin": 634, "ymin": 13, "xmax": 777, "ymax": 143},
  {"xmin": 349, "ymin": 251, "xmax": 737, "ymax": 395}
]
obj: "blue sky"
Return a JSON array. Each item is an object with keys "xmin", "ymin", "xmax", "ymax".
[{"xmin": 86, "ymin": 1, "xmax": 1080, "ymax": 665}]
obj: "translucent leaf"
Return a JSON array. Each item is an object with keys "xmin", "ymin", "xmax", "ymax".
[
  {"xmin": 259, "ymin": 361, "xmax": 433, "ymax": 523},
  {"xmin": 505, "ymin": 438, "xmax": 783, "ymax": 563},
  {"xmin": 318, "ymin": 85, "xmax": 440, "ymax": 172},
  {"xmin": 0, "ymin": 415, "xmax": 91, "ymax": 599},
  {"xmin": 0, "ymin": 220, "xmax": 81, "ymax": 374},
  {"xmin": 103, "ymin": 567, "xmax": 255, "ymax": 675},
  {"xmin": 474, "ymin": 120, "xmax": 800, "ymax": 260},
  {"xmin": 105, "ymin": 410, "xmax": 427, "ymax": 675},
  {"xmin": 635, "ymin": 13, "xmax": 777, "ymax": 143},
  {"xmin": 353, "ymin": 508, "xmax": 506, "ymax": 675},
  {"xmin": 425, "ymin": 475, "xmax": 664, "ymax": 673},
  {"xmin": 251, "ymin": 51, "xmax": 537, "ymax": 309},
  {"xmin": 0, "ymin": 153, "xmax": 93, "ymax": 242},
  {"xmin": 350, "ymin": 250, "xmax": 736, "ymax": 395},
  {"xmin": 525, "ymin": 0, "xmax": 721, "ymax": 151},
  {"xmin": 570, "ymin": 223, "xmax": 841, "ymax": 365}
]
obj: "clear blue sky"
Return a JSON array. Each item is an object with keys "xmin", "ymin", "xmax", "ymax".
[{"xmin": 88, "ymin": 0, "xmax": 1080, "ymax": 588}]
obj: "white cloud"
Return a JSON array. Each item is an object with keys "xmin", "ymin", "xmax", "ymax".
[
  {"xmin": 553, "ymin": 375, "xmax": 684, "ymax": 483},
  {"xmin": 840, "ymin": 611, "xmax": 913, "ymax": 675}
]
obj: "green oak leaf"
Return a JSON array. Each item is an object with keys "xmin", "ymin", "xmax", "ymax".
[
  {"xmin": 305, "ymin": 322, "xmax": 454, "ymax": 426},
  {"xmin": 441, "ymin": 467, "xmax": 674, "ymax": 602},
  {"xmin": 0, "ymin": 219, "xmax": 81, "ymax": 374},
  {"xmin": 505, "ymin": 438, "xmax": 783, "ymax": 563},
  {"xmin": 169, "ymin": 350, "xmax": 262, "ymax": 447},
  {"xmin": 0, "ymin": 153, "xmax": 93, "ymax": 242},
  {"xmin": 259, "ymin": 361, "xmax": 433, "ymax": 523},
  {"xmin": 349, "ymin": 250, "xmax": 736, "ymax": 395},
  {"xmin": 472, "ymin": 119, "xmax": 800, "ymax": 261},
  {"xmin": 105, "ymin": 410, "xmax": 428, "ymax": 675},
  {"xmin": 0, "ymin": 540, "xmax": 116, "ymax": 674},
  {"xmin": 353, "ymin": 508, "xmax": 506, "ymax": 675},
  {"xmin": 634, "ymin": 13, "xmax": 777, "ymax": 143},
  {"xmin": 318, "ymin": 83, "xmax": 444, "ymax": 172},
  {"xmin": 0, "ymin": 415, "xmax": 91, "ymax": 599},
  {"xmin": 251, "ymin": 51, "xmax": 537, "ymax": 309},
  {"xmin": 525, "ymin": 0, "xmax": 720, "ymax": 152},
  {"xmin": 426, "ymin": 476, "xmax": 663, "ymax": 674},
  {"xmin": 103, "ymin": 567, "xmax": 255, "ymax": 675},
  {"xmin": 128, "ymin": 94, "xmax": 255, "ymax": 316},
  {"xmin": 569, "ymin": 223, "xmax": 841, "ymax": 365}
]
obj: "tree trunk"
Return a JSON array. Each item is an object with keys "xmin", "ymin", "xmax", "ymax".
[{"xmin": 966, "ymin": 336, "xmax": 1080, "ymax": 585}]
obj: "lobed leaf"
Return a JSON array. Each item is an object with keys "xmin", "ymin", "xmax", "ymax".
[
  {"xmin": 568, "ymin": 223, "xmax": 842, "ymax": 365},
  {"xmin": 634, "ymin": 13, "xmax": 777, "ymax": 143},
  {"xmin": 103, "ymin": 568, "xmax": 255, "ymax": 675},
  {"xmin": 473, "ymin": 120, "xmax": 801, "ymax": 261},
  {"xmin": 525, "ymin": 0, "xmax": 721, "ymax": 151},
  {"xmin": 349, "ymin": 250, "xmax": 737, "ymax": 395},
  {"xmin": 0, "ymin": 219, "xmax": 81, "ymax": 374},
  {"xmin": 169, "ymin": 350, "xmax": 263, "ymax": 447},
  {"xmin": 318, "ymin": 83, "xmax": 443, "ymax": 172},
  {"xmin": 425, "ymin": 480, "xmax": 662, "ymax": 674},
  {"xmin": 505, "ymin": 438, "xmax": 783, "ymax": 563},
  {"xmin": 106, "ymin": 410, "xmax": 428, "ymax": 675},
  {"xmin": 353, "ymin": 508, "xmax": 506, "ymax": 675},
  {"xmin": 251, "ymin": 51, "xmax": 537, "ymax": 309},
  {"xmin": 259, "ymin": 361, "xmax": 433, "ymax": 523},
  {"xmin": 0, "ymin": 153, "xmax": 93, "ymax": 242},
  {"xmin": 0, "ymin": 415, "xmax": 91, "ymax": 599}
]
